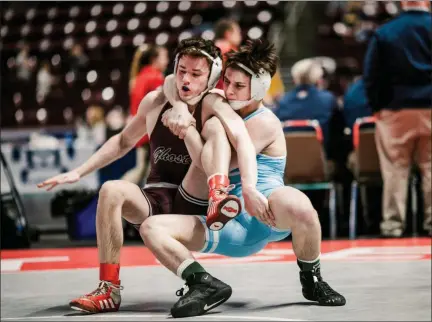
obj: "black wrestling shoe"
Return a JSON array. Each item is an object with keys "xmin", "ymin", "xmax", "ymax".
[
  {"xmin": 300, "ymin": 266, "xmax": 346, "ymax": 306},
  {"xmin": 170, "ymin": 272, "xmax": 232, "ymax": 318}
]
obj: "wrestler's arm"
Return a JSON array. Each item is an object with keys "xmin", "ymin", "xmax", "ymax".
[
  {"xmin": 163, "ymin": 74, "xmax": 184, "ymax": 109},
  {"xmin": 182, "ymin": 127, "xmax": 205, "ymax": 170},
  {"xmin": 164, "ymin": 79, "xmax": 257, "ymax": 180},
  {"xmin": 162, "ymin": 74, "xmax": 205, "ymax": 169},
  {"xmin": 75, "ymin": 90, "xmax": 162, "ymax": 177},
  {"xmin": 202, "ymin": 93, "xmax": 258, "ymax": 188}
]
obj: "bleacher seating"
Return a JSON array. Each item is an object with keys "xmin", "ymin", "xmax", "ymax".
[
  {"xmin": 1, "ymin": 1, "xmax": 285, "ymax": 129},
  {"xmin": 315, "ymin": 1, "xmax": 400, "ymax": 97}
]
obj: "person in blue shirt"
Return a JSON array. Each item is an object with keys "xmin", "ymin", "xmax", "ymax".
[
  {"xmin": 274, "ymin": 58, "xmax": 340, "ymax": 161},
  {"xmin": 343, "ymin": 75, "xmax": 373, "ymax": 173},
  {"xmin": 343, "ymin": 76, "xmax": 372, "ymax": 132},
  {"xmin": 363, "ymin": 0, "xmax": 431, "ymax": 237}
]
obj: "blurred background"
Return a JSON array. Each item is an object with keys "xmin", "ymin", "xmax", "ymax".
[{"xmin": 1, "ymin": 1, "xmax": 430, "ymax": 249}]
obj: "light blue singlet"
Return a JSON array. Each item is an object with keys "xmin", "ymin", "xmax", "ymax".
[{"xmin": 198, "ymin": 108, "xmax": 291, "ymax": 257}]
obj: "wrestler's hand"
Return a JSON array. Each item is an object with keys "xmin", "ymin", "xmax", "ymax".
[
  {"xmin": 162, "ymin": 105, "xmax": 196, "ymax": 139},
  {"xmin": 37, "ymin": 170, "xmax": 80, "ymax": 191},
  {"xmin": 242, "ymin": 185, "xmax": 276, "ymax": 227}
]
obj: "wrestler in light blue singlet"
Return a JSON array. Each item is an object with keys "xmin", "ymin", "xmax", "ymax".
[{"xmin": 198, "ymin": 108, "xmax": 291, "ymax": 257}]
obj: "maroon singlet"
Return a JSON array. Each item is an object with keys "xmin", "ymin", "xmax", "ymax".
[{"xmin": 146, "ymin": 101, "xmax": 203, "ymax": 185}]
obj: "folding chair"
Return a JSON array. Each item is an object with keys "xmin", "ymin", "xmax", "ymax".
[
  {"xmin": 349, "ymin": 116, "xmax": 381, "ymax": 239},
  {"xmin": 349, "ymin": 116, "xmax": 420, "ymax": 239},
  {"xmin": 282, "ymin": 120, "xmax": 337, "ymax": 239}
]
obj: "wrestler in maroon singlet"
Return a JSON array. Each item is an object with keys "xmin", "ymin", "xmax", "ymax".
[{"xmin": 126, "ymin": 100, "xmax": 208, "ymax": 230}]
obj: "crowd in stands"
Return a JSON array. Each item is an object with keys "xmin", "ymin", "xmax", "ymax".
[{"xmin": 1, "ymin": 1, "xmax": 430, "ymax": 238}]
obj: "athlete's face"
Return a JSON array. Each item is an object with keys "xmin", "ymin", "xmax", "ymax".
[
  {"xmin": 176, "ymin": 55, "xmax": 211, "ymax": 102},
  {"xmin": 223, "ymin": 67, "xmax": 251, "ymax": 101}
]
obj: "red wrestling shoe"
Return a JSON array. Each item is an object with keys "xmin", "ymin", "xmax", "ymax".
[
  {"xmin": 206, "ymin": 174, "xmax": 242, "ymax": 231},
  {"xmin": 69, "ymin": 280, "xmax": 123, "ymax": 313}
]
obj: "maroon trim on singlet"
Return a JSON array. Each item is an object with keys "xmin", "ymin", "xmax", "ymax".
[{"xmin": 146, "ymin": 100, "xmax": 204, "ymax": 185}]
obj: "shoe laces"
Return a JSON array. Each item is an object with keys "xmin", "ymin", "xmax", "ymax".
[
  {"xmin": 214, "ymin": 184, "xmax": 236, "ymax": 198},
  {"xmin": 175, "ymin": 283, "xmax": 190, "ymax": 297},
  {"xmin": 314, "ymin": 281, "xmax": 339, "ymax": 297},
  {"xmin": 85, "ymin": 281, "xmax": 123, "ymax": 297}
]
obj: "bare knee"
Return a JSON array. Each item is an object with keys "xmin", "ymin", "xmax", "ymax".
[
  {"xmin": 139, "ymin": 217, "xmax": 166, "ymax": 243},
  {"xmin": 139, "ymin": 218, "xmax": 152, "ymax": 243},
  {"xmin": 202, "ymin": 116, "xmax": 225, "ymax": 139},
  {"xmin": 269, "ymin": 187, "xmax": 319, "ymax": 228},
  {"xmin": 291, "ymin": 193, "xmax": 318, "ymax": 226},
  {"xmin": 99, "ymin": 180, "xmax": 125, "ymax": 206}
]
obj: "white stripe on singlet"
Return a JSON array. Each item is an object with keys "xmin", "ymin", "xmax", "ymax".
[
  {"xmin": 144, "ymin": 182, "xmax": 179, "ymax": 189},
  {"xmin": 178, "ymin": 185, "xmax": 208, "ymax": 206}
]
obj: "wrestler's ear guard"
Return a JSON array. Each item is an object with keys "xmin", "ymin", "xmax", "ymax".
[{"xmin": 174, "ymin": 49, "xmax": 223, "ymax": 91}]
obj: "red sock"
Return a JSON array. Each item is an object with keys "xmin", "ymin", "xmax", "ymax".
[{"xmin": 100, "ymin": 263, "xmax": 120, "ymax": 285}]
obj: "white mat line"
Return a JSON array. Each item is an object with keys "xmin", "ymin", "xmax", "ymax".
[{"xmin": 1, "ymin": 314, "xmax": 304, "ymax": 321}]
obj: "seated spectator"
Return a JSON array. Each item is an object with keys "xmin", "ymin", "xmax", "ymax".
[
  {"xmin": 342, "ymin": 75, "xmax": 373, "ymax": 172},
  {"xmin": 68, "ymin": 44, "xmax": 89, "ymax": 79},
  {"xmin": 36, "ymin": 61, "xmax": 54, "ymax": 102},
  {"xmin": 274, "ymin": 58, "xmax": 340, "ymax": 160},
  {"xmin": 16, "ymin": 44, "xmax": 34, "ymax": 82},
  {"xmin": 343, "ymin": 76, "xmax": 372, "ymax": 132},
  {"xmin": 85, "ymin": 105, "xmax": 106, "ymax": 146}
]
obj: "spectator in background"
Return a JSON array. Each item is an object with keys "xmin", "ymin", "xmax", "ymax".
[
  {"xmin": 129, "ymin": 44, "xmax": 168, "ymax": 118},
  {"xmin": 343, "ymin": 76, "xmax": 372, "ymax": 132},
  {"xmin": 363, "ymin": 0, "xmax": 432, "ymax": 237},
  {"xmin": 275, "ymin": 58, "xmax": 340, "ymax": 162},
  {"xmin": 343, "ymin": 75, "xmax": 373, "ymax": 187},
  {"xmin": 105, "ymin": 106, "xmax": 127, "ymax": 139},
  {"xmin": 69, "ymin": 44, "xmax": 89, "ymax": 78},
  {"xmin": 16, "ymin": 44, "xmax": 34, "ymax": 82},
  {"xmin": 75, "ymin": 105, "xmax": 106, "ymax": 148},
  {"xmin": 213, "ymin": 18, "xmax": 242, "ymax": 89},
  {"xmin": 126, "ymin": 44, "xmax": 168, "ymax": 185},
  {"xmin": 36, "ymin": 61, "xmax": 54, "ymax": 102},
  {"xmin": 85, "ymin": 105, "xmax": 106, "ymax": 146}
]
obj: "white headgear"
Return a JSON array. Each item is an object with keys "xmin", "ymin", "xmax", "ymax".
[
  {"xmin": 227, "ymin": 62, "xmax": 272, "ymax": 110},
  {"xmin": 174, "ymin": 48, "xmax": 223, "ymax": 105}
]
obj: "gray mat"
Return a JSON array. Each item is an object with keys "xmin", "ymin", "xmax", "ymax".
[{"xmin": 1, "ymin": 260, "xmax": 431, "ymax": 321}]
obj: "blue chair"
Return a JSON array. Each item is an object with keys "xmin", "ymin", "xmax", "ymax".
[{"xmin": 282, "ymin": 120, "xmax": 338, "ymax": 240}]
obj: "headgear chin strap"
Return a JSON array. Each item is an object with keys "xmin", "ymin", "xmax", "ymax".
[
  {"xmin": 229, "ymin": 99, "xmax": 254, "ymax": 110},
  {"xmin": 228, "ymin": 62, "xmax": 272, "ymax": 110},
  {"xmin": 174, "ymin": 48, "xmax": 223, "ymax": 105}
]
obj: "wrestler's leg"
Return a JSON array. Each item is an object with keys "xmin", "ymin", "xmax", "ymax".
[
  {"xmin": 139, "ymin": 215, "xmax": 232, "ymax": 318},
  {"xmin": 268, "ymin": 186, "xmax": 346, "ymax": 306},
  {"xmin": 140, "ymin": 215, "xmax": 205, "ymax": 274},
  {"xmin": 70, "ymin": 180, "xmax": 151, "ymax": 313},
  {"xmin": 200, "ymin": 116, "xmax": 231, "ymax": 178},
  {"xmin": 268, "ymin": 186, "xmax": 321, "ymax": 261},
  {"xmin": 200, "ymin": 117, "xmax": 242, "ymax": 230},
  {"xmin": 97, "ymin": 180, "xmax": 150, "ymax": 264}
]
